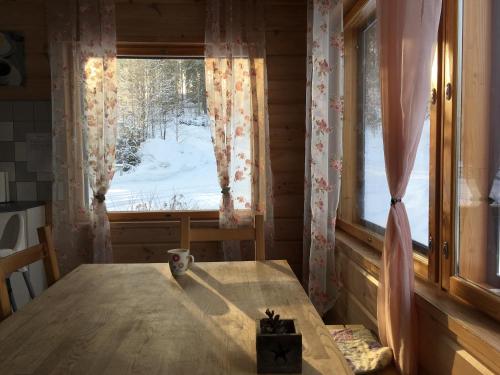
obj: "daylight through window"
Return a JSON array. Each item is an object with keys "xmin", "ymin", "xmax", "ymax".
[
  {"xmin": 357, "ymin": 21, "xmax": 431, "ymax": 248},
  {"xmin": 107, "ymin": 58, "xmax": 220, "ymax": 211}
]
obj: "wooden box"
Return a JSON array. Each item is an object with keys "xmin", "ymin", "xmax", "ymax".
[{"xmin": 256, "ymin": 319, "xmax": 302, "ymax": 373}]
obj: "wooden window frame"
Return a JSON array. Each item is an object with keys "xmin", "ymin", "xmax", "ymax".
[
  {"xmin": 341, "ymin": 0, "xmax": 500, "ymax": 322},
  {"xmin": 109, "ymin": 43, "xmax": 267, "ymax": 223},
  {"xmin": 440, "ymin": 0, "xmax": 500, "ymax": 322},
  {"xmin": 109, "ymin": 43, "xmax": 213, "ymax": 222},
  {"xmin": 339, "ymin": 0, "xmax": 437, "ymax": 281}
]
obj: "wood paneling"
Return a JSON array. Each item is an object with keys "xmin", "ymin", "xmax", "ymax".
[
  {"xmin": 4, "ymin": 0, "xmax": 307, "ymax": 279},
  {"xmin": 455, "ymin": 0, "xmax": 492, "ymax": 285},
  {"xmin": 112, "ymin": 0, "xmax": 308, "ymax": 278},
  {"xmin": 331, "ymin": 230, "xmax": 500, "ymax": 375},
  {"xmin": 0, "ymin": 1, "xmax": 50, "ymax": 100}
]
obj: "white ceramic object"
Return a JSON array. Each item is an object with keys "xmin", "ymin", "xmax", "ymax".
[{"xmin": 167, "ymin": 248, "xmax": 194, "ymax": 276}]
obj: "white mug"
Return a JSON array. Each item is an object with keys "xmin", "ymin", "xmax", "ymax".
[{"xmin": 168, "ymin": 248, "xmax": 194, "ymax": 276}]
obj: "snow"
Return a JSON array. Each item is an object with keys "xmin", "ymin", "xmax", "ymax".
[
  {"xmin": 107, "ymin": 121, "xmax": 220, "ymax": 211},
  {"xmin": 363, "ymin": 118, "xmax": 430, "ymax": 245},
  {"xmin": 109, "ymin": 114, "xmax": 430, "ymax": 247}
]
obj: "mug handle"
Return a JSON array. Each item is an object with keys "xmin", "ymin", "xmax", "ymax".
[{"xmin": 188, "ymin": 255, "xmax": 195, "ymax": 269}]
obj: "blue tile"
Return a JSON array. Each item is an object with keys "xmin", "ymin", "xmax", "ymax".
[
  {"xmin": 15, "ymin": 161, "xmax": 37, "ymax": 181},
  {"xmin": 13, "ymin": 121, "xmax": 34, "ymax": 141},
  {"xmin": 36, "ymin": 181, "xmax": 52, "ymax": 201},
  {"xmin": 34, "ymin": 121, "xmax": 51, "ymax": 132},
  {"xmin": 0, "ymin": 102, "xmax": 13, "ymax": 121},
  {"xmin": 34, "ymin": 101, "xmax": 52, "ymax": 121},
  {"xmin": 0, "ymin": 142, "xmax": 15, "ymax": 161},
  {"xmin": 12, "ymin": 101, "xmax": 34, "ymax": 121},
  {"xmin": 8, "ymin": 182, "xmax": 16, "ymax": 201}
]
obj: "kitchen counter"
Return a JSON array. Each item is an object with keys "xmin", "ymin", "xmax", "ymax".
[{"xmin": 0, "ymin": 201, "xmax": 46, "ymax": 213}]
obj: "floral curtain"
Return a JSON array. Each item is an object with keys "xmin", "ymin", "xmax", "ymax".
[
  {"xmin": 303, "ymin": 0, "xmax": 344, "ymax": 315},
  {"xmin": 48, "ymin": 0, "xmax": 118, "ymax": 272},
  {"xmin": 376, "ymin": 0, "xmax": 441, "ymax": 373},
  {"xmin": 205, "ymin": 0, "xmax": 273, "ymax": 260}
]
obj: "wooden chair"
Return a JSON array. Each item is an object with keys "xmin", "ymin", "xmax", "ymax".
[
  {"xmin": 180, "ymin": 214, "xmax": 265, "ymax": 261},
  {"xmin": 0, "ymin": 226, "xmax": 60, "ymax": 321}
]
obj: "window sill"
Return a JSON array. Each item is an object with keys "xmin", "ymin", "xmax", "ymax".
[
  {"xmin": 108, "ymin": 210, "xmax": 219, "ymax": 222},
  {"xmin": 337, "ymin": 219, "xmax": 429, "ymax": 279},
  {"xmin": 335, "ymin": 229, "xmax": 500, "ymax": 373}
]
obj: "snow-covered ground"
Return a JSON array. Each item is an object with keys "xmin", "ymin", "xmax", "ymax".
[
  {"xmin": 363, "ymin": 119, "xmax": 430, "ymax": 245},
  {"xmin": 109, "ymin": 115, "xmax": 430, "ymax": 246},
  {"xmin": 107, "ymin": 122, "xmax": 220, "ymax": 211}
]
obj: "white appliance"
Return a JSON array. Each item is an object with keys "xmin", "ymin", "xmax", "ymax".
[
  {"xmin": 0, "ymin": 172, "xmax": 9, "ymax": 203},
  {"xmin": 0, "ymin": 204, "xmax": 47, "ymax": 309}
]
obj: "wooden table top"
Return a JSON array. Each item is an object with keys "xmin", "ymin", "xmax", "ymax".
[{"xmin": 0, "ymin": 261, "xmax": 352, "ymax": 375}]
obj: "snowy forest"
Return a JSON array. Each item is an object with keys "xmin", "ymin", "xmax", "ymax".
[
  {"xmin": 107, "ymin": 58, "xmax": 220, "ymax": 211},
  {"xmin": 116, "ymin": 58, "xmax": 207, "ymax": 172}
]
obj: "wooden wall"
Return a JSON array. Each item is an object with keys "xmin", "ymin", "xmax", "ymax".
[
  {"xmin": 0, "ymin": 0, "xmax": 307, "ymax": 277},
  {"xmin": 0, "ymin": 0, "xmax": 50, "ymax": 100},
  {"xmin": 330, "ymin": 231, "xmax": 500, "ymax": 375},
  {"xmin": 113, "ymin": 0, "xmax": 308, "ymax": 279}
]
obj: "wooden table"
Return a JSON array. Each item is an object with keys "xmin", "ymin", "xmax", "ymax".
[{"xmin": 0, "ymin": 261, "xmax": 352, "ymax": 374}]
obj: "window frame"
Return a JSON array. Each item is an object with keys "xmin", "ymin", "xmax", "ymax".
[
  {"xmin": 109, "ymin": 43, "xmax": 268, "ymax": 221},
  {"xmin": 109, "ymin": 43, "xmax": 217, "ymax": 221},
  {"xmin": 339, "ymin": 0, "xmax": 438, "ymax": 281},
  {"xmin": 441, "ymin": 0, "xmax": 500, "ymax": 321},
  {"xmin": 341, "ymin": 0, "xmax": 500, "ymax": 322}
]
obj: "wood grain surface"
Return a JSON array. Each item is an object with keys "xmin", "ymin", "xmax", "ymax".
[{"xmin": 0, "ymin": 261, "xmax": 352, "ymax": 375}]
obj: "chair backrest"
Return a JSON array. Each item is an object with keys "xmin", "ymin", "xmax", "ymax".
[
  {"xmin": 180, "ymin": 214, "xmax": 265, "ymax": 261},
  {"xmin": 0, "ymin": 225, "xmax": 60, "ymax": 321}
]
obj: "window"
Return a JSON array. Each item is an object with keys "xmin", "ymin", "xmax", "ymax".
[
  {"xmin": 108, "ymin": 58, "xmax": 220, "ymax": 211},
  {"xmin": 340, "ymin": 0, "xmax": 500, "ymax": 321},
  {"xmin": 341, "ymin": 18, "xmax": 432, "ymax": 252},
  {"xmin": 454, "ymin": 0, "xmax": 500, "ymax": 295}
]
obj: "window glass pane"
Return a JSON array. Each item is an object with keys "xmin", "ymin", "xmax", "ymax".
[
  {"xmin": 358, "ymin": 21, "xmax": 430, "ymax": 247},
  {"xmin": 108, "ymin": 58, "xmax": 220, "ymax": 211},
  {"xmin": 455, "ymin": 1, "xmax": 500, "ymax": 293}
]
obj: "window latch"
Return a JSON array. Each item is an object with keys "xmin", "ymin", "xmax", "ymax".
[
  {"xmin": 428, "ymin": 235, "xmax": 433, "ymax": 252},
  {"xmin": 431, "ymin": 88, "xmax": 437, "ymax": 105},
  {"xmin": 445, "ymin": 83, "xmax": 452, "ymax": 101},
  {"xmin": 443, "ymin": 241, "xmax": 449, "ymax": 259}
]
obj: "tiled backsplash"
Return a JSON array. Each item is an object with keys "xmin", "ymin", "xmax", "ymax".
[{"xmin": 0, "ymin": 101, "xmax": 52, "ymax": 202}]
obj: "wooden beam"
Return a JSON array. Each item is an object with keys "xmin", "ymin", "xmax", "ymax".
[
  {"xmin": 117, "ymin": 42, "xmax": 204, "ymax": 57},
  {"xmin": 255, "ymin": 214, "xmax": 265, "ymax": 261},
  {"xmin": 190, "ymin": 227, "xmax": 256, "ymax": 242},
  {"xmin": 37, "ymin": 226, "xmax": 61, "ymax": 285},
  {"xmin": 0, "ymin": 245, "xmax": 45, "ymax": 276},
  {"xmin": 180, "ymin": 216, "xmax": 190, "ymax": 249},
  {"xmin": 344, "ymin": 0, "xmax": 375, "ymax": 30},
  {"xmin": 450, "ymin": 276, "xmax": 500, "ymax": 322},
  {"xmin": 108, "ymin": 211, "xmax": 219, "ymax": 222}
]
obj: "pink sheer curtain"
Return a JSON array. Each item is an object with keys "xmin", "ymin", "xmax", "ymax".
[{"xmin": 376, "ymin": 0, "xmax": 441, "ymax": 373}]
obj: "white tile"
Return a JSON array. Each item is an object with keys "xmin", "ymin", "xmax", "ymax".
[
  {"xmin": 15, "ymin": 142, "xmax": 27, "ymax": 161},
  {"xmin": 0, "ymin": 121, "xmax": 13, "ymax": 141},
  {"xmin": 16, "ymin": 181, "xmax": 37, "ymax": 201},
  {"xmin": 0, "ymin": 162, "xmax": 15, "ymax": 181}
]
